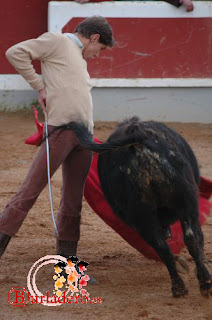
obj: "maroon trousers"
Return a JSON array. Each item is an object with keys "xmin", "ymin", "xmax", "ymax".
[{"xmin": 0, "ymin": 126, "xmax": 92, "ymax": 241}]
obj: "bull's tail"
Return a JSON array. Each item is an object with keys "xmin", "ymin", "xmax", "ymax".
[
  {"xmin": 48, "ymin": 121, "xmax": 145, "ymax": 153},
  {"xmin": 47, "ymin": 121, "xmax": 114, "ymax": 153},
  {"xmin": 63, "ymin": 122, "xmax": 113, "ymax": 152}
]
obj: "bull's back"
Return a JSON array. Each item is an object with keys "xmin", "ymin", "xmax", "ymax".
[{"xmin": 97, "ymin": 120, "xmax": 199, "ymax": 215}]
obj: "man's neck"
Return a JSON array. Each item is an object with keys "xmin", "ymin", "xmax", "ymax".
[
  {"xmin": 74, "ymin": 32, "xmax": 89, "ymax": 48},
  {"xmin": 64, "ymin": 32, "xmax": 83, "ymax": 49}
]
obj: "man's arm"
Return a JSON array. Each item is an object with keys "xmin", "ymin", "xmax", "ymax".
[
  {"xmin": 5, "ymin": 32, "xmax": 60, "ymax": 92},
  {"xmin": 163, "ymin": 0, "xmax": 194, "ymax": 11},
  {"xmin": 73, "ymin": 0, "xmax": 194, "ymax": 13}
]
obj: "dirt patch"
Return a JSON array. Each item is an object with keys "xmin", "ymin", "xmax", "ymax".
[{"xmin": 0, "ymin": 112, "xmax": 211, "ymax": 320}]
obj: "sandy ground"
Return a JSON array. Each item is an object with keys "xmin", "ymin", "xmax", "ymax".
[{"xmin": 0, "ymin": 111, "xmax": 211, "ymax": 320}]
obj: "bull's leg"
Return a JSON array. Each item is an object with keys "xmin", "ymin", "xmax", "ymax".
[
  {"xmin": 136, "ymin": 219, "xmax": 188, "ymax": 297},
  {"xmin": 180, "ymin": 216, "xmax": 212, "ymax": 297},
  {"xmin": 150, "ymin": 237, "xmax": 188, "ymax": 297}
]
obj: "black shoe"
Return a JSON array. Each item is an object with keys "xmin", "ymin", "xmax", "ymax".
[
  {"xmin": 0, "ymin": 232, "xmax": 11, "ymax": 258},
  {"xmin": 56, "ymin": 240, "xmax": 78, "ymax": 258}
]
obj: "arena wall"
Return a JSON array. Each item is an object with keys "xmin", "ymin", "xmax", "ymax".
[{"xmin": 0, "ymin": 1, "xmax": 212, "ymax": 122}]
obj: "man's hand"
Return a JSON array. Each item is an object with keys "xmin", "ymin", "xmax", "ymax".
[
  {"xmin": 38, "ymin": 88, "xmax": 47, "ymax": 111},
  {"xmin": 180, "ymin": 0, "xmax": 194, "ymax": 12}
]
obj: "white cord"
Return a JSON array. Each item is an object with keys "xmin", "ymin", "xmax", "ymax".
[{"xmin": 45, "ymin": 121, "xmax": 59, "ymax": 237}]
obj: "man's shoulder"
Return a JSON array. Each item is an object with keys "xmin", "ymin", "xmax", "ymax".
[{"xmin": 38, "ymin": 32, "xmax": 68, "ymax": 43}]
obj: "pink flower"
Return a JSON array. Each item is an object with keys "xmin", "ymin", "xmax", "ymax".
[
  {"xmin": 79, "ymin": 278, "xmax": 88, "ymax": 287},
  {"xmin": 78, "ymin": 264, "xmax": 86, "ymax": 273},
  {"xmin": 80, "ymin": 289, "xmax": 86, "ymax": 295},
  {"xmin": 83, "ymin": 274, "xmax": 90, "ymax": 281}
]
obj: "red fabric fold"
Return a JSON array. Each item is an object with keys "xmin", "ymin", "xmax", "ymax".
[{"xmin": 25, "ymin": 106, "xmax": 44, "ymax": 146}]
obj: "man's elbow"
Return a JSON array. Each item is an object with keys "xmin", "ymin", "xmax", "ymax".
[{"xmin": 5, "ymin": 46, "xmax": 16, "ymax": 62}]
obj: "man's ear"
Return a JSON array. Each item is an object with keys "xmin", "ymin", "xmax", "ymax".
[{"xmin": 90, "ymin": 34, "xmax": 100, "ymax": 42}]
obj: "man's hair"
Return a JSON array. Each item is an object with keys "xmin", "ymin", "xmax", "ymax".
[{"xmin": 74, "ymin": 16, "xmax": 115, "ymax": 47}]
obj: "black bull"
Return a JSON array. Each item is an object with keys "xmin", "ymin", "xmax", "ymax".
[{"xmin": 55, "ymin": 117, "xmax": 212, "ymax": 297}]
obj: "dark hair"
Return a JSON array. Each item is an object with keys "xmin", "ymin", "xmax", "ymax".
[{"xmin": 74, "ymin": 16, "xmax": 115, "ymax": 47}]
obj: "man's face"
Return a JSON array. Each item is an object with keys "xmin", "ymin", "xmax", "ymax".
[{"xmin": 82, "ymin": 34, "xmax": 107, "ymax": 61}]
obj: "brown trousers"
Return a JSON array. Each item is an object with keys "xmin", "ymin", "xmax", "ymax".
[{"xmin": 0, "ymin": 126, "xmax": 92, "ymax": 241}]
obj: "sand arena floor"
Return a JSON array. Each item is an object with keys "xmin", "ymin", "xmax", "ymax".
[{"xmin": 0, "ymin": 112, "xmax": 211, "ymax": 320}]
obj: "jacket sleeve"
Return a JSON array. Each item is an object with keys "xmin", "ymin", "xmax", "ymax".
[{"xmin": 5, "ymin": 32, "xmax": 61, "ymax": 91}]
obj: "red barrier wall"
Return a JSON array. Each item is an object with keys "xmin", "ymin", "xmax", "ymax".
[
  {"xmin": 1, "ymin": 1, "xmax": 212, "ymax": 80},
  {"xmin": 0, "ymin": 0, "xmax": 50, "ymax": 74},
  {"xmin": 63, "ymin": 17, "xmax": 212, "ymax": 78}
]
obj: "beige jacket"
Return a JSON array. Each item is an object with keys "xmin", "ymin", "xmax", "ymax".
[{"xmin": 6, "ymin": 32, "xmax": 94, "ymax": 133}]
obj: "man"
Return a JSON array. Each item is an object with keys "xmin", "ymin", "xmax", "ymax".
[{"xmin": 0, "ymin": 16, "xmax": 114, "ymax": 260}]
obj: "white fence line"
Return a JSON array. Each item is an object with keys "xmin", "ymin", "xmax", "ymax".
[
  {"xmin": 1, "ymin": 75, "xmax": 212, "ymax": 90},
  {"xmin": 48, "ymin": 1, "xmax": 212, "ymax": 33}
]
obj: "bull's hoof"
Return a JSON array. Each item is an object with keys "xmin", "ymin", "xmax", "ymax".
[
  {"xmin": 174, "ymin": 255, "xmax": 190, "ymax": 274},
  {"xmin": 172, "ymin": 286, "xmax": 188, "ymax": 298},
  {"xmin": 200, "ymin": 281, "xmax": 212, "ymax": 298},
  {"xmin": 172, "ymin": 278, "xmax": 188, "ymax": 298}
]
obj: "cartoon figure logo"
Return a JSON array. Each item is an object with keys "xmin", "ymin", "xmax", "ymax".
[
  {"xmin": 27, "ymin": 255, "xmax": 90, "ymax": 306},
  {"xmin": 53, "ymin": 256, "xmax": 90, "ymax": 299}
]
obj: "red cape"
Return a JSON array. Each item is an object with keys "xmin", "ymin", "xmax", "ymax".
[
  {"xmin": 84, "ymin": 139, "xmax": 212, "ymax": 261},
  {"xmin": 26, "ymin": 108, "xmax": 212, "ymax": 261}
]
